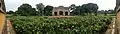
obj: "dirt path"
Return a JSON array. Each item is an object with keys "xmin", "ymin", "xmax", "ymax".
[
  {"xmin": 105, "ymin": 18, "xmax": 116, "ymax": 34},
  {"xmin": 7, "ymin": 20, "xmax": 16, "ymax": 34},
  {"xmin": 49, "ymin": 16, "xmax": 75, "ymax": 18}
]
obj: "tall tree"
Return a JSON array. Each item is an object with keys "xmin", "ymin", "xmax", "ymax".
[
  {"xmin": 72, "ymin": 6, "xmax": 81, "ymax": 15},
  {"xmin": 36, "ymin": 3, "xmax": 45, "ymax": 16},
  {"xmin": 29, "ymin": 8, "xmax": 38, "ymax": 15},
  {"xmin": 15, "ymin": 3, "xmax": 37, "ymax": 16},
  {"xmin": 80, "ymin": 3, "xmax": 99, "ymax": 16},
  {"xmin": 69, "ymin": 4, "xmax": 76, "ymax": 11},
  {"xmin": 80, "ymin": 4, "xmax": 89, "ymax": 15},
  {"xmin": 43, "ymin": 5, "xmax": 53, "ymax": 16},
  {"xmin": 87, "ymin": 3, "xmax": 99, "ymax": 16},
  {"xmin": 69, "ymin": 4, "xmax": 76, "ymax": 15}
]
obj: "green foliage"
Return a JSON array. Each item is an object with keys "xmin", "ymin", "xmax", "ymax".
[
  {"xmin": 69, "ymin": 4, "xmax": 76, "ymax": 10},
  {"xmin": 36, "ymin": 3, "xmax": 53, "ymax": 16},
  {"xmin": 72, "ymin": 3, "xmax": 99, "ymax": 16},
  {"xmin": 43, "ymin": 5, "xmax": 53, "ymax": 16},
  {"xmin": 9, "ymin": 16, "xmax": 112, "ymax": 34},
  {"xmin": 15, "ymin": 3, "xmax": 38, "ymax": 16},
  {"xmin": 36, "ymin": 3, "xmax": 45, "ymax": 16},
  {"xmin": 72, "ymin": 6, "xmax": 81, "ymax": 15},
  {"xmin": 7, "ymin": 10, "xmax": 14, "ymax": 14},
  {"xmin": 8, "ymin": 3, "xmax": 100, "ymax": 16}
]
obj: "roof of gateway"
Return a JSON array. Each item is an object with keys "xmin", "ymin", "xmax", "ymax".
[{"xmin": 53, "ymin": 6, "xmax": 69, "ymax": 10}]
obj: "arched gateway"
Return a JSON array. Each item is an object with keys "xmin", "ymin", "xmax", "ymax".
[{"xmin": 52, "ymin": 6, "xmax": 70, "ymax": 16}]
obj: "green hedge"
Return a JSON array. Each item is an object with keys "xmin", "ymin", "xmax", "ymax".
[{"xmin": 9, "ymin": 16, "xmax": 112, "ymax": 34}]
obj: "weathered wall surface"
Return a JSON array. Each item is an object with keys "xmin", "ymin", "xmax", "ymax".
[
  {"xmin": 116, "ymin": 0, "xmax": 120, "ymax": 34},
  {"xmin": 116, "ymin": 11, "xmax": 120, "ymax": 34},
  {"xmin": 0, "ymin": 0, "xmax": 6, "ymax": 34},
  {"xmin": 0, "ymin": 12, "xmax": 5, "ymax": 34}
]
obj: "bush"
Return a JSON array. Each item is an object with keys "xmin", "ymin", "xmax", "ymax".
[{"xmin": 9, "ymin": 16, "xmax": 112, "ymax": 34}]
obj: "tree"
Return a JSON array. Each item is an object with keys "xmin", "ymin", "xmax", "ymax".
[
  {"xmin": 29, "ymin": 8, "xmax": 38, "ymax": 15},
  {"xmin": 108, "ymin": 9, "xmax": 115, "ymax": 14},
  {"xmin": 104, "ymin": 10, "xmax": 108, "ymax": 16},
  {"xmin": 72, "ymin": 6, "xmax": 81, "ymax": 15},
  {"xmin": 43, "ymin": 5, "xmax": 53, "ymax": 16},
  {"xmin": 80, "ymin": 3, "xmax": 99, "ymax": 16},
  {"xmin": 15, "ymin": 3, "xmax": 38, "ymax": 16},
  {"xmin": 69, "ymin": 4, "xmax": 76, "ymax": 11},
  {"xmin": 87, "ymin": 3, "xmax": 99, "ymax": 16},
  {"xmin": 69, "ymin": 4, "xmax": 77, "ymax": 15},
  {"xmin": 7, "ymin": 10, "xmax": 14, "ymax": 14},
  {"xmin": 36, "ymin": 3, "xmax": 45, "ymax": 16}
]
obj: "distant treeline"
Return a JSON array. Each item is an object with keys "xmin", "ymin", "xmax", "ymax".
[{"xmin": 6, "ymin": 3, "xmax": 115, "ymax": 16}]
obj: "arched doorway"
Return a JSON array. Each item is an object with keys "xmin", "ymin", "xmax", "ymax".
[
  {"xmin": 59, "ymin": 11, "xmax": 63, "ymax": 15},
  {"xmin": 65, "ymin": 12, "xmax": 68, "ymax": 16},
  {"xmin": 54, "ymin": 12, "xmax": 57, "ymax": 16},
  {"xmin": 0, "ymin": 3, "xmax": 1, "ymax": 8}
]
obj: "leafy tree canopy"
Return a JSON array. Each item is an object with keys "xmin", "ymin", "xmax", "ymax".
[
  {"xmin": 36, "ymin": 3, "xmax": 45, "ymax": 16},
  {"xmin": 15, "ymin": 3, "xmax": 38, "ymax": 16},
  {"xmin": 43, "ymin": 5, "xmax": 53, "ymax": 16}
]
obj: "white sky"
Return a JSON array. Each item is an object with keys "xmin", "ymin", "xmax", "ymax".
[{"xmin": 5, "ymin": 0, "xmax": 116, "ymax": 11}]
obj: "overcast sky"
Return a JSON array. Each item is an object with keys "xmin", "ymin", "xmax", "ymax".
[{"xmin": 5, "ymin": 0, "xmax": 116, "ymax": 11}]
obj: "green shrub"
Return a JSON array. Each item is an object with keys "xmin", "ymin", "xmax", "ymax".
[{"xmin": 9, "ymin": 16, "xmax": 112, "ymax": 34}]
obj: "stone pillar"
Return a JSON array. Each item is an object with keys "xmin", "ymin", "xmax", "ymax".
[
  {"xmin": 63, "ymin": 11, "xmax": 65, "ymax": 16},
  {"xmin": 68, "ymin": 12, "xmax": 70, "ymax": 16},
  {"xmin": 52, "ymin": 12, "xmax": 54, "ymax": 16},
  {"xmin": 57, "ymin": 11, "xmax": 59, "ymax": 16}
]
